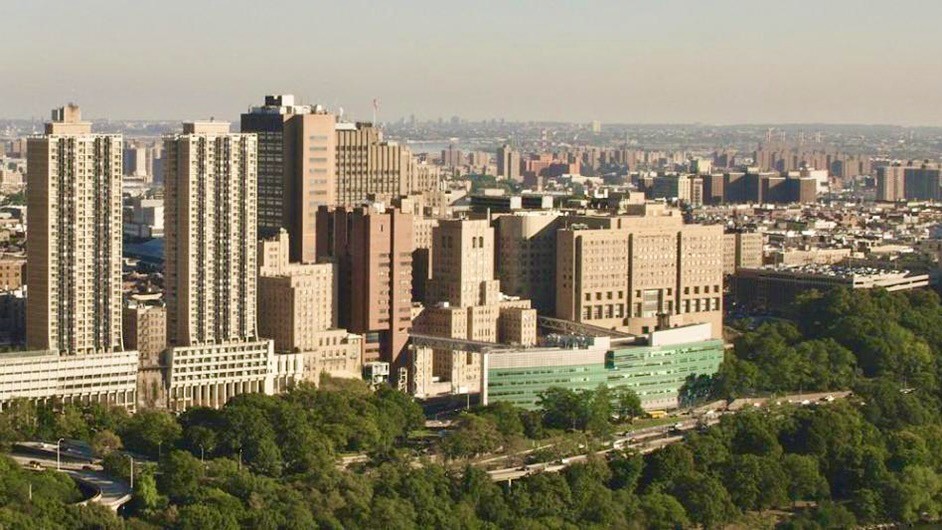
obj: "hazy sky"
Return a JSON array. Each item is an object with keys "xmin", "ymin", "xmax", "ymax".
[{"xmin": 4, "ymin": 0, "xmax": 942, "ymax": 125}]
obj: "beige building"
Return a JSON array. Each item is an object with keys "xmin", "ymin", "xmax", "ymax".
[
  {"xmin": 722, "ymin": 232, "xmax": 764, "ymax": 275},
  {"xmin": 497, "ymin": 144, "xmax": 521, "ymax": 182},
  {"xmin": 258, "ymin": 230, "xmax": 337, "ymax": 339},
  {"xmin": 876, "ymin": 165, "xmax": 906, "ymax": 202},
  {"xmin": 0, "ymin": 256, "xmax": 25, "ymax": 291},
  {"xmin": 164, "ymin": 121, "xmax": 291, "ymax": 410},
  {"xmin": 241, "ymin": 95, "xmax": 337, "ymax": 263},
  {"xmin": 164, "ymin": 121, "xmax": 258, "ymax": 346},
  {"xmin": 123, "ymin": 302, "xmax": 167, "ymax": 409},
  {"xmin": 27, "ymin": 104, "xmax": 125, "ymax": 355},
  {"xmin": 414, "ymin": 218, "xmax": 537, "ymax": 397},
  {"xmin": 3, "ymin": 105, "xmax": 138, "ymax": 409},
  {"xmin": 257, "ymin": 230, "xmax": 363, "ymax": 383},
  {"xmin": 494, "ymin": 211, "xmax": 563, "ymax": 315},
  {"xmin": 335, "ymin": 122, "xmax": 414, "ymax": 207},
  {"xmin": 556, "ymin": 203, "xmax": 724, "ymax": 338}
]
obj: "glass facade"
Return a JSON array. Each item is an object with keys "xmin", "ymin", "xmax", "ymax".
[{"xmin": 485, "ymin": 339, "xmax": 724, "ymax": 410}]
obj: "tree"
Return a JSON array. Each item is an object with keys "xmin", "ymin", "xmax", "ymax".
[
  {"xmin": 477, "ymin": 401, "xmax": 524, "ymax": 438},
  {"xmin": 122, "ymin": 409, "xmax": 182, "ymax": 458},
  {"xmin": 158, "ymin": 450, "xmax": 204, "ymax": 503},
  {"xmin": 723, "ymin": 454, "xmax": 788, "ymax": 511},
  {"xmin": 132, "ymin": 470, "xmax": 162, "ymax": 513},
  {"xmin": 608, "ymin": 450, "xmax": 644, "ymax": 492},
  {"xmin": 782, "ymin": 454, "xmax": 828, "ymax": 505},
  {"xmin": 90, "ymin": 429, "xmax": 123, "ymax": 457},
  {"xmin": 641, "ymin": 444, "xmax": 695, "ymax": 491},
  {"xmin": 586, "ymin": 385, "xmax": 613, "ymax": 437},
  {"xmin": 612, "ymin": 386, "xmax": 644, "ymax": 422},
  {"xmin": 639, "ymin": 493, "xmax": 689, "ymax": 530},
  {"xmin": 538, "ymin": 387, "xmax": 588, "ymax": 431},
  {"xmin": 175, "ymin": 504, "xmax": 239, "ymax": 530},
  {"xmin": 442, "ymin": 413, "xmax": 502, "ymax": 459},
  {"xmin": 670, "ymin": 472, "xmax": 737, "ymax": 529}
]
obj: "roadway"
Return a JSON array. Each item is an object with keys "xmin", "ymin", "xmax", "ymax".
[
  {"xmin": 6, "ymin": 451, "xmax": 132, "ymax": 511},
  {"xmin": 486, "ymin": 390, "xmax": 851, "ymax": 482}
]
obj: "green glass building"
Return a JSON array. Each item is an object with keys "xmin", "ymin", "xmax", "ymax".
[{"xmin": 483, "ymin": 324, "xmax": 724, "ymax": 410}]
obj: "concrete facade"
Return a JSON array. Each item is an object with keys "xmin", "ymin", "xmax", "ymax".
[
  {"xmin": 27, "ymin": 105, "xmax": 124, "ymax": 355},
  {"xmin": 555, "ymin": 204, "xmax": 724, "ymax": 339}
]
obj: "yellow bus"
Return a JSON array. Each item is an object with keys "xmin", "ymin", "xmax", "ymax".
[{"xmin": 647, "ymin": 410, "xmax": 668, "ymax": 419}]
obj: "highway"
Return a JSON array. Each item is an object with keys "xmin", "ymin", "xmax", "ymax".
[
  {"xmin": 486, "ymin": 391, "xmax": 850, "ymax": 482},
  {"xmin": 6, "ymin": 452, "xmax": 132, "ymax": 511}
]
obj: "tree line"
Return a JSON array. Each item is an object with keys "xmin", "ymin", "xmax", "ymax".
[{"xmin": 1, "ymin": 288, "xmax": 942, "ymax": 527}]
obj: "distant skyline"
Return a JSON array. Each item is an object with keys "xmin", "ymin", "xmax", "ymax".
[{"xmin": 4, "ymin": 0, "xmax": 942, "ymax": 126}]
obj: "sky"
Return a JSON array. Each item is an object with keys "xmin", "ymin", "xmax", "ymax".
[{"xmin": 3, "ymin": 0, "xmax": 942, "ymax": 125}]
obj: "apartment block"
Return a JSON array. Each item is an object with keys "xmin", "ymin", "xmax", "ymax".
[
  {"xmin": 27, "ymin": 104, "xmax": 125, "ymax": 355},
  {"xmin": 497, "ymin": 144, "xmax": 521, "ymax": 182},
  {"xmin": 722, "ymin": 232, "xmax": 764, "ymax": 275},
  {"xmin": 163, "ymin": 121, "xmax": 290, "ymax": 410},
  {"xmin": 876, "ymin": 165, "xmax": 906, "ymax": 202},
  {"xmin": 0, "ymin": 256, "xmax": 25, "ymax": 291},
  {"xmin": 3, "ymin": 105, "xmax": 138, "ymax": 409}
]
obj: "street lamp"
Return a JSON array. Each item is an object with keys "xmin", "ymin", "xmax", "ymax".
[
  {"xmin": 56, "ymin": 438, "xmax": 65, "ymax": 471},
  {"xmin": 127, "ymin": 455, "xmax": 134, "ymax": 490},
  {"xmin": 238, "ymin": 448, "xmax": 243, "ymax": 471},
  {"xmin": 199, "ymin": 444, "xmax": 205, "ymax": 464}
]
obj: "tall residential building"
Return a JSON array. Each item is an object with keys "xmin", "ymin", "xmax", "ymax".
[
  {"xmin": 903, "ymin": 163, "xmax": 942, "ymax": 201},
  {"xmin": 316, "ymin": 204, "xmax": 414, "ymax": 379},
  {"xmin": 4, "ymin": 105, "xmax": 138, "ymax": 409},
  {"xmin": 555, "ymin": 203, "xmax": 724, "ymax": 338},
  {"xmin": 441, "ymin": 144, "xmax": 463, "ymax": 168},
  {"xmin": 335, "ymin": 122, "xmax": 414, "ymax": 207},
  {"xmin": 27, "ymin": 104, "xmax": 124, "ymax": 355},
  {"xmin": 496, "ymin": 144, "xmax": 521, "ymax": 182},
  {"xmin": 163, "ymin": 121, "xmax": 295, "ymax": 410},
  {"xmin": 241, "ymin": 94, "xmax": 337, "ymax": 263},
  {"xmin": 876, "ymin": 165, "xmax": 905, "ymax": 202}
]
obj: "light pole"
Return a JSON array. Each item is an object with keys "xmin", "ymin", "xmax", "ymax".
[
  {"xmin": 238, "ymin": 448, "xmax": 243, "ymax": 471},
  {"xmin": 199, "ymin": 444, "xmax": 205, "ymax": 464},
  {"xmin": 56, "ymin": 438, "xmax": 65, "ymax": 471},
  {"xmin": 128, "ymin": 455, "xmax": 134, "ymax": 490},
  {"xmin": 157, "ymin": 441, "xmax": 162, "ymax": 461}
]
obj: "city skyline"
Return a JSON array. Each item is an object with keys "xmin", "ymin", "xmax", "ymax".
[{"xmin": 4, "ymin": 0, "xmax": 942, "ymax": 125}]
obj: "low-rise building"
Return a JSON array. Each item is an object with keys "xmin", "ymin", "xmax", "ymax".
[
  {"xmin": 731, "ymin": 265, "xmax": 931, "ymax": 309},
  {"xmin": 482, "ymin": 323, "xmax": 723, "ymax": 410},
  {"xmin": 0, "ymin": 349, "xmax": 138, "ymax": 410},
  {"xmin": 123, "ymin": 301, "xmax": 167, "ymax": 409},
  {"xmin": 0, "ymin": 255, "xmax": 25, "ymax": 291}
]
